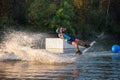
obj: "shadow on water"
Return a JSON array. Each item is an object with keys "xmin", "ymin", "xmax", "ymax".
[{"xmin": 75, "ymin": 52, "xmax": 120, "ymax": 80}]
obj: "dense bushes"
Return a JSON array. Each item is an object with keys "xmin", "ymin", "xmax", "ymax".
[
  {"xmin": 28, "ymin": 0, "xmax": 56, "ymax": 31},
  {"xmin": 0, "ymin": 0, "xmax": 120, "ymax": 36},
  {"xmin": 51, "ymin": 0, "xmax": 75, "ymax": 34}
]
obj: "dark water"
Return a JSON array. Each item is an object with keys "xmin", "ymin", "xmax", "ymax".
[{"xmin": 0, "ymin": 52, "xmax": 120, "ymax": 80}]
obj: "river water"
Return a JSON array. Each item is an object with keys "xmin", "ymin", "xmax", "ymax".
[
  {"xmin": 0, "ymin": 52, "xmax": 120, "ymax": 80},
  {"xmin": 0, "ymin": 31, "xmax": 120, "ymax": 80}
]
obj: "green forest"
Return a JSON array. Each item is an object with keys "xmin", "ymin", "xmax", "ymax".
[{"xmin": 0, "ymin": 0, "xmax": 120, "ymax": 38}]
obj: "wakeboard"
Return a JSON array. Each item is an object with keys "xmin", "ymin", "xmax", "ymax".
[{"xmin": 82, "ymin": 41, "xmax": 96, "ymax": 53}]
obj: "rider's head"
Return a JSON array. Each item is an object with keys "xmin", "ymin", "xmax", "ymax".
[{"xmin": 56, "ymin": 26, "xmax": 66, "ymax": 33}]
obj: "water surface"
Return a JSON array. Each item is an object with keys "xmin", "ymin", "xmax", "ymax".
[
  {"xmin": 0, "ymin": 31, "xmax": 120, "ymax": 80},
  {"xmin": 0, "ymin": 52, "xmax": 120, "ymax": 80}
]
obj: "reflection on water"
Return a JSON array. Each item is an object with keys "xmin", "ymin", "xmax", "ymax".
[
  {"xmin": 0, "ymin": 52, "xmax": 120, "ymax": 80},
  {"xmin": 0, "ymin": 61, "xmax": 79, "ymax": 80}
]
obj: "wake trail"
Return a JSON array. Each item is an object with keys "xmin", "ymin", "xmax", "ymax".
[{"xmin": 0, "ymin": 31, "xmax": 76, "ymax": 64}]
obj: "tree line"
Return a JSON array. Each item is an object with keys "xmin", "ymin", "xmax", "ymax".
[{"xmin": 0, "ymin": 0, "xmax": 120, "ymax": 38}]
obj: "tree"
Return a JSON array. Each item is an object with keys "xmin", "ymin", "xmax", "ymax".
[
  {"xmin": 51, "ymin": 0, "xmax": 75, "ymax": 34},
  {"xmin": 28, "ymin": 0, "xmax": 56, "ymax": 31}
]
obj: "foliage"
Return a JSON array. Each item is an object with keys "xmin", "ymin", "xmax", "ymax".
[
  {"xmin": 51, "ymin": 0, "xmax": 75, "ymax": 34},
  {"xmin": 0, "ymin": 17, "xmax": 16, "ymax": 29},
  {"xmin": 0, "ymin": 0, "xmax": 120, "ymax": 36},
  {"xmin": 28, "ymin": 0, "xmax": 56, "ymax": 31},
  {"xmin": 72, "ymin": 0, "xmax": 119, "ymax": 37}
]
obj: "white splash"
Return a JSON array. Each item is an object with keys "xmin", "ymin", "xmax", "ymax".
[{"xmin": 0, "ymin": 31, "xmax": 76, "ymax": 64}]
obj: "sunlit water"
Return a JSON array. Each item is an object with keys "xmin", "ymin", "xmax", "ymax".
[
  {"xmin": 0, "ymin": 52, "xmax": 120, "ymax": 80},
  {"xmin": 0, "ymin": 31, "xmax": 120, "ymax": 80}
]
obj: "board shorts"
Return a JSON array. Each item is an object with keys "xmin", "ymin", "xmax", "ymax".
[{"xmin": 67, "ymin": 38, "xmax": 75, "ymax": 44}]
